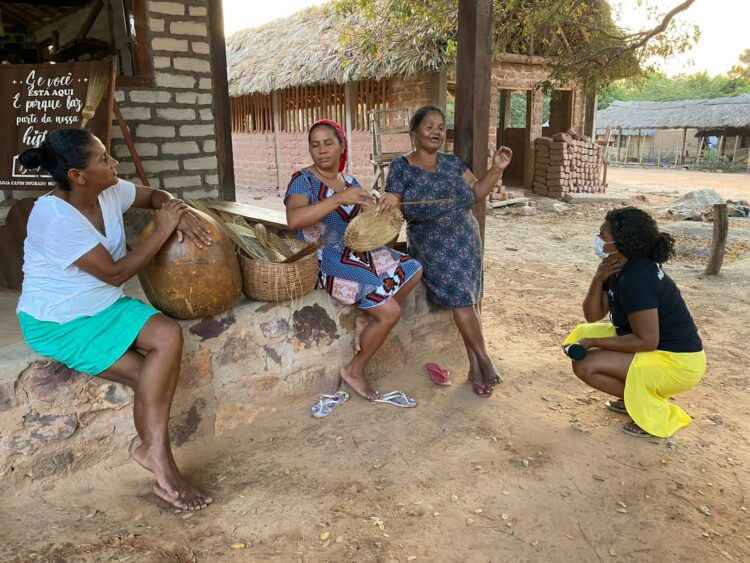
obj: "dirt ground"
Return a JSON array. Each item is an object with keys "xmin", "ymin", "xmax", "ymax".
[{"xmin": 1, "ymin": 169, "xmax": 749, "ymax": 562}]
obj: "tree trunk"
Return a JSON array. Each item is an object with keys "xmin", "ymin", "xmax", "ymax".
[{"xmin": 705, "ymin": 203, "xmax": 728, "ymax": 276}]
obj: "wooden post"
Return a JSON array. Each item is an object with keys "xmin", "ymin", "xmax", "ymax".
[
  {"xmin": 454, "ymin": 0, "xmax": 493, "ymax": 245},
  {"xmin": 719, "ymin": 134, "xmax": 726, "ymax": 160},
  {"xmin": 679, "ymin": 127, "xmax": 688, "ymax": 166},
  {"xmin": 603, "ymin": 127, "xmax": 612, "ymax": 162},
  {"xmin": 271, "ymin": 91, "xmax": 284, "ymax": 192},
  {"xmin": 696, "ymin": 136, "xmax": 705, "ymax": 164},
  {"xmin": 637, "ymin": 128, "xmax": 643, "ymax": 163},
  {"xmin": 344, "ymin": 82, "xmax": 355, "ymax": 174},
  {"xmin": 623, "ymin": 135, "xmax": 630, "ymax": 164},
  {"xmin": 657, "ymin": 132, "xmax": 662, "ymax": 166},
  {"xmin": 208, "ymin": 0, "xmax": 235, "ymax": 201},
  {"xmin": 732, "ymin": 135, "xmax": 740, "ymax": 163},
  {"xmin": 705, "ymin": 203, "xmax": 728, "ymax": 276},
  {"xmin": 617, "ymin": 127, "xmax": 623, "ymax": 163}
]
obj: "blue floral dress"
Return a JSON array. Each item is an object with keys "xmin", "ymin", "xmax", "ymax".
[
  {"xmin": 385, "ymin": 153, "xmax": 481, "ymax": 308},
  {"xmin": 285, "ymin": 169, "xmax": 422, "ymax": 309}
]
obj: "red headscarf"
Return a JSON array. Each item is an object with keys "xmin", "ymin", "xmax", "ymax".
[{"xmin": 311, "ymin": 119, "xmax": 348, "ymax": 172}]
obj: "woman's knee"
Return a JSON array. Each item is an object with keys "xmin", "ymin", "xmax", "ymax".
[
  {"xmin": 142, "ymin": 314, "xmax": 183, "ymax": 354},
  {"xmin": 377, "ymin": 301, "xmax": 401, "ymax": 326},
  {"xmin": 572, "ymin": 359, "xmax": 592, "ymax": 382}
]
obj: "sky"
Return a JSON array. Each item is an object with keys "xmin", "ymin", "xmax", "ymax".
[{"xmin": 222, "ymin": 0, "xmax": 748, "ymax": 77}]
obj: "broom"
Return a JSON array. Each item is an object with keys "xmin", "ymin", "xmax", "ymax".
[{"xmin": 80, "ymin": 71, "xmax": 109, "ymax": 128}]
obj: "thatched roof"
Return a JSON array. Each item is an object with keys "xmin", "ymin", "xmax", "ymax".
[
  {"xmin": 226, "ymin": 6, "xmax": 450, "ymax": 96},
  {"xmin": 596, "ymin": 95, "xmax": 750, "ymax": 134}
]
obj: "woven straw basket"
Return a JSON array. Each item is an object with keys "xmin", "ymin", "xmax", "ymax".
[{"xmin": 238, "ymin": 252, "xmax": 318, "ymax": 302}]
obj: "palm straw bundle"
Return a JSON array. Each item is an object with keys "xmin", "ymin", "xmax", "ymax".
[
  {"xmin": 80, "ymin": 71, "xmax": 109, "ymax": 127},
  {"xmin": 187, "ymin": 200, "xmax": 318, "ymax": 302},
  {"xmin": 344, "ymin": 208, "xmax": 404, "ymax": 252}
]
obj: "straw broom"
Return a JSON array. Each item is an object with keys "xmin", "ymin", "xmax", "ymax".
[{"xmin": 80, "ymin": 71, "xmax": 109, "ymax": 128}]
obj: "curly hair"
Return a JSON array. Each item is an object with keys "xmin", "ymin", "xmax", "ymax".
[{"xmin": 605, "ymin": 206, "xmax": 675, "ymax": 263}]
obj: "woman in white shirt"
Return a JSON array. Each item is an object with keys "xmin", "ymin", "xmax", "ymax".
[{"xmin": 17, "ymin": 128, "xmax": 213, "ymax": 511}]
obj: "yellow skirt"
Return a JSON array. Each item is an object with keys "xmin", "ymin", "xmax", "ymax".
[{"xmin": 564, "ymin": 323, "xmax": 706, "ymax": 438}]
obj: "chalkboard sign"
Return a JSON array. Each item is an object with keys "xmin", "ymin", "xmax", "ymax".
[{"xmin": 0, "ymin": 58, "xmax": 116, "ymax": 191}]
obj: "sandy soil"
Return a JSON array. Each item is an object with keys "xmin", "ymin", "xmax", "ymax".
[{"xmin": 1, "ymin": 169, "xmax": 749, "ymax": 562}]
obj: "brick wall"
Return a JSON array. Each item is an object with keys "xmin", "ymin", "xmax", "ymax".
[
  {"xmin": 232, "ymin": 133, "xmax": 276, "ymax": 191},
  {"xmin": 112, "ymin": 0, "xmax": 220, "ymax": 199}
]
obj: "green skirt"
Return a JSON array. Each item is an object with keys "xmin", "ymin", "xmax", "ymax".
[{"xmin": 18, "ymin": 296, "xmax": 159, "ymax": 376}]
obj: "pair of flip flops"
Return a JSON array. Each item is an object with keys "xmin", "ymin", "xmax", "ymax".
[
  {"xmin": 425, "ymin": 363, "xmax": 451, "ymax": 386},
  {"xmin": 312, "ymin": 391, "xmax": 350, "ymax": 418},
  {"xmin": 375, "ymin": 390, "xmax": 417, "ymax": 408}
]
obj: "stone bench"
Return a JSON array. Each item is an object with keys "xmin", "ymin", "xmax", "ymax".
[{"xmin": 0, "ymin": 282, "xmax": 459, "ymax": 488}]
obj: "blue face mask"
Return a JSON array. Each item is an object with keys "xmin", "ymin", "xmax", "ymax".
[{"xmin": 593, "ymin": 235, "xmax": 613, "ymax": 260}]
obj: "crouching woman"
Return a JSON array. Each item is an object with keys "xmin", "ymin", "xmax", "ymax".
[{"xmin": 563, "ymin": 207, "xmax": 706, "ymax": 438}]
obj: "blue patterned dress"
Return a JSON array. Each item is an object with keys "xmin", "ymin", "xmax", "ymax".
[
  {"xmin": 385, "ymin": 153, "xmax": 481, "ymax": 308},
  {"xmin": 285, "ymin": 169, "xmax": 422, "ymax": 309}
]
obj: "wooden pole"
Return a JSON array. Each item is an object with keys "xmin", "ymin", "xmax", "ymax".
[
  {"xmin": 696, "ymin": 136, "xmax": 705, "ymax": 164},
  {"xmin": 680, "ymin": 127, "xmax": 688, "ymax": 166},
  {"xmin": 603, "ymin": 127, "xmax": 612, "ymax": 162},
  {"xmin": 705, "ymin": 203, "xmax": 728, "ymax": 276},
  {"xmin": 113, "ymin": 101, "xmax": 150, "ymax": 186},
  {"xmin": 657, "ymin": 132, "xmax": 662, "ymax": 166},
  {"xmin": 719, "ymin": 134, "xmax": 726, "ymax": 160},
  {"xmin": 271, "ymin": 91, "xmax": 284, "ymax": 192},
  {"xmin": 617, "ymin": 127, "xmax": 622, "ymax": 163},
  {"xmin": 454, "ymin": 0, "xmax": 493, "ymax": 246},
  {"xmin": 623, "ymin": 135, "xmax": 630, "ymax": 164},
  {"xmin": 732, "ymin": 135, "xmax": 740, "ymax": 163},
  {"xmin": 208, "ymin": 0, "xmax": 235, "ymax": 201},
  {"xmin": 637, "ymin": 128, "xmax": 643, "ymax": 163},
  {"xmin": 344, "ymin": 82, "xmax": 355, "ymax": 174}
]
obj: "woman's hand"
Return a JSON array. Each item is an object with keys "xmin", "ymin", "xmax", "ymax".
[
  {"xmin": 155, "ymin": 199, "xmax": 189, "ymax": 235},
  {"xmin": 335, "ymin": 187, "xmax": 375, "ymax": 207},
  {"xmin": 378, "ymin": 192, "xmax": 401, "ymax": 213},
  {"xmin": 491, "ymin": 146, "xmax": 513, "ymax": 173},
  {"xmin": 594, "ymin": 254, "xmax": 626, "ymax": 282},
  {"xmin": 176, "ymin": 210, "xmax": 213, "ymax": 248}
]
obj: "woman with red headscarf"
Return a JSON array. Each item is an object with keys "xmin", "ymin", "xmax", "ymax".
[{"xmin": 285, "ymin": 120, "xmax": 423, "ymax": 400}]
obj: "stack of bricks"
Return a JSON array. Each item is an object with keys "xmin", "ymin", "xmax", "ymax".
[{"xmin": 532, "ymin": 131, "xmax": 605, "ymax": 199}]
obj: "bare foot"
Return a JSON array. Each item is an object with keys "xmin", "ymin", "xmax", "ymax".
[
  {"xmin": 486, "ymin": 371, "xmax": 503, "ymax": 386},
  {"xmin": 134, "ymin": 444, "xmax": 213, "ymax": 511},
  {"xmin": 353, "ymin": 316, "xmax": 370, "ymax": 353},
  {"xmin": 340, "ymin": 367, "xmax": 379, "ymax": 400}
]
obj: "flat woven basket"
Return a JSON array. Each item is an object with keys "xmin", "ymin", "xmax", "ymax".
[
  {"xmin": 238, "ymin": 252, "xmax": 318, "ymax": 302},
  {"xmin": 344, "ymin": 208, "xmax": 404, "ymax": 252}
]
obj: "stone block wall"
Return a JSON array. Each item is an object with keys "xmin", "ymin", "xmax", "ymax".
[
  {"xmin": 111, "ymin": 0, "xmax": 220, "ymax": 200},
  {"xmin": 0, "ymin": 285, "xmax": 459, "ymax": 488}
]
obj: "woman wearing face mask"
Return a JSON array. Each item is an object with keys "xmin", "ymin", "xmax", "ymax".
[
  {"xmin": 379, "ymin": 105, "xmax": 513, "ymax": 397},
  {"xmin": 285, "ymin": 120, "xmax": 423, "ymax": 401},
  {"xmin": 563, "ymin": 207, "xmax": 705, "ymax": 438}
]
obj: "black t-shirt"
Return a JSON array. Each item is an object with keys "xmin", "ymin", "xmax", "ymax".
[{"xmin": 605, "ymin": 257, "xmax": 702, "ymax": 353}]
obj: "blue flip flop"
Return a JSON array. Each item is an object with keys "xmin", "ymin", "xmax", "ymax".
[
  {"xmin": 374, "ymin": 390, "xmax": 417, "ymax": 408},
  {"xmin": 312, "ymin": 391, "xmax": 350, "ymax": 418}
]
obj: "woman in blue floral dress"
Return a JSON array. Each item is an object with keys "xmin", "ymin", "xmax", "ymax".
[
  {"xmin": 285, "ymin": 120, "xmax": 423, "ymax": 400},
  {"xmin": 381, "ymin": 106, "xmax": 512, "ymax": 397}
]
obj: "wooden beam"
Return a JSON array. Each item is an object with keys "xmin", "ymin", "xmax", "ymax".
[
  {"xmin": 637, "ymin": 128, "xmax": 643, "ymax": 163},
  {"xmin": 705, "ymin": 203, "xmax": 728, "ymax": 276},
  {"xmin": 657, "ymin": 133, "xmax": 662, "ymax": 165},
  {"xmin": 679, "ymin": 127, "xmax": 688, "ymax": 166},
  {"xmin": 271, "ymin": 91, "xmax": 284, "ymax": 192},
  {"xmin": 617, "ymin": 127, "xmax": 623, "ymax": 163},
  {"xmin": 454, "ymin": 0, "xmax": 493, "ymax": 245},
  {"xmin": 732, "ymin": 135, "xmax": 740, "ymax": 163},
  {"xmin": 208, "ymin": 0, "xmax": 235, "ymax": 201}
]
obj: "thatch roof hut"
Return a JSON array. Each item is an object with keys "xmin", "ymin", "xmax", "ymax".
[
  {"xmin": 596, "ymin": 95, "xmax": 750, "ymax": 137},
  {"xmin": 227, "ymin": 6, "xmax": 450, "ymax": 97}
]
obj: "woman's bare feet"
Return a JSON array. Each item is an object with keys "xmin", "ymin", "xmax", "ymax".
[
  {"xmin": 134, "ymin": 443, "xmax": 213, "ymax": 510},
  {"xmin": 340, "ymin": 367, "xmax": 379, "ymax": 400},
  {"xmin": 353, "ymin": 316, "xmax": 370, "ymax": 353}
]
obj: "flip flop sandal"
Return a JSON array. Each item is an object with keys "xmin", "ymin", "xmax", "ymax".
[
  {"xmin": 312, "ymin": 391, "xmax": 350, "ymax": 418},
  {"xmin": 605, "ymin": 398, "xmax": 628, "ymax": 414},
  {"xmin": 468, "ymin": 378, "xmax": 493, "ymax": 398},
  {"xmin": 425, "ymin": 362, "xmax": 452, "ymax": 386},
  {"xmin": 374, "ymin": 390, "xmax": 417, "ymax": 408},
  {"xmin": 620, "ymin": 420, "xmax": 652, "ymax": 438}
]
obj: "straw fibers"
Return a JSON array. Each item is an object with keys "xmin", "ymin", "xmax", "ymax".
[
  {"xmin": 81, "ymin": 71, "xmax": 109, "ymax": 127},
  {"xmin": 344, "ymin": 208, "xmax": 404, "ymax": 252}
]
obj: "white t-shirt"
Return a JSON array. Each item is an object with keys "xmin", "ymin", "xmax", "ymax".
[{"xmin": 17, "ymin": 179, "xmax": 137, "ymax": 323}]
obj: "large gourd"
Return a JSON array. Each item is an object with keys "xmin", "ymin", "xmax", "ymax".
[{"xmin": 138, "ymin": 208, "xmax": 242, "ymax": 319}]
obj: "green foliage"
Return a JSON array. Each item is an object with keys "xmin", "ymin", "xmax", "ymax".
[
  {"xmin": 328, "ymin": 0, "xmax": 699, "ymax": 88},
  {"xmin": 598, "ymin": 71, "xmax": 750, "ymax": 109},
  {"xmin": 729, "ymin": 48, "xmax": 750, "ymax": 81}
]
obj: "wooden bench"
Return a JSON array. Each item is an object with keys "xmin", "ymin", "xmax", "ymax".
[{"xmin": 205, "ymin": 200, "xmax": 408, "ymax": 250}]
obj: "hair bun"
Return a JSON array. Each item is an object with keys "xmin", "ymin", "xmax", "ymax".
[{"xmin": 18, "ymin": 147, "xmax": 46, "ymax": 170}]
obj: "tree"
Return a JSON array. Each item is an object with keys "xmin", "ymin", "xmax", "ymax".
[
  {"xmin": 729, "ymin": 49, "xmax": 750, "ymax": 81},
  {"xmin": 328, "ymin": 0, "xmax": 699, "ymax": 89}
]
